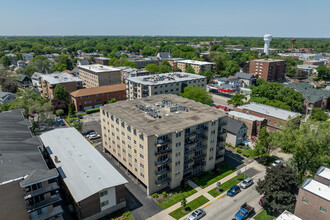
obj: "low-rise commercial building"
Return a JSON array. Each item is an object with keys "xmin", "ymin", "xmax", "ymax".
[
  {"xmin": 228, "ymin": 111, "xmax": 267, "ymax": 140},
  {"xmin": 70, "ymin": 84, "xmax": 127, "ymax": 111},
  {"xmin": 294, "ymin": 166, "xmax": 330, "ymax": 220},
  {"xmin": 78, "ymin": 64, "xmax": 121, "ymax": 88},
  {"xmin": 100, "ymin": 94, "xmax": 227, "ymax": 195},
  {"xmin": 234, "ymin": 102, "xmax": 300, "ymax": 132},
  {"xmin": 249, "ymin": 59, "xmax": 286, "ymax": 82},
  {"xmin": 0, "ymin": 109, "xmax": 63, "ymax": 220},
  {"xmin": 126, "ymin": 72, "xmax": 206, "ymax": 100},
  {"xmin": 303, "ymin": 60, "xmax": 327, "ymax": 66},
  {"xmin": 177, "ymin": 60, "xmax": 215, "ymax": 73},
  {"xmin": 40, "ymin": 72, "xmax": 83, "ymax": 99},
  {"xmin": 40, "ymin": 128, "xmax": 128, "ymax": 220}
]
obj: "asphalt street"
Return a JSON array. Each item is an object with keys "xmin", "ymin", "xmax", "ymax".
[
  {"xmin": 202, "ymin": 170, "xmax": 265, "ymax": 220},
  {"xmin": 211, "ymin": 93, "xmax": 233, "ymax": 109}
]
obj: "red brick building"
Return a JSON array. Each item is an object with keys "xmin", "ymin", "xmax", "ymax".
[
  {"xmin": 303, "ymin": 60, "xmax": 326, "ymax": 66},
  {"xmin": 70, "ymin": 84, "xmax": 126, "ymax": 111},
  {"xmin": 249, "ymin": 59, "xmax": 286, "ymax": 82}
]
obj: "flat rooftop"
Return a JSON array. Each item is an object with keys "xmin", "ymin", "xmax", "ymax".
[
  {"xmin": 39, "ymin": 128, "xmax": 128, "ymax": 203},
  {"xmin": 40, "ymin": 72, "xmax": 82, "ymax": 85},
  {"xmin": 252, "ymin": 58, "xmax": 286, "ymax": 62},
  {"xmin": 276, "ymin": 211, "xmax": 302, "ymax": 220},
  {"xmin": 70, "ymin": 84, "xmax": 126, "ymax": 97},
  {"xmin": 101, "ymin": 94, "xmax": 226, "ymax": 136},
  {"xmin": 315, "ymin": 166, "xmax": 330, "ymax": 181},
  {"xmin": 127, "ymin": 72, "xmax": 206, "ymax": 85},
  {"xmin": 95, "ymin": 57, "xmax": 110, "ymax": 61},
  {"xmin": 302, "ymin": 178, "xmax": 330, "ymax": 201},
  {"xmin": 236, "ymin": 102, "xmax": 300, "ymax": 121},
  {"xmin": 228, "ymin": 111, "xmax": 265, "ymax": 121},
  {"xmin": 178, "ymin": 59, "xmax": 215, "ymax": 65},
  {"xmin": 0, "ymin": 110, "xmax": 49, "ymax": 183},
  {"xmin": 78, "ymin": 64, "xmax": 121, "ymax": 73}
]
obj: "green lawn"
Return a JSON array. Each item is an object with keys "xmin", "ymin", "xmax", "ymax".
[
  {"xmin": 169, "ymin": 195, "xmax": 209, "ymax": 220},
  {"xmin": 208, "ymin": 173, "xmax": 245, "ymax": 197},
  {"xmin": 65, "ymin": 116, "xmax": 77, "ymax": 126},
  {"xmin": 191, "ymin": 163, "xmax": 236, "ymax": 188},
  {"xmin": 254, "ymin": 210, "xmax": 274, "ymax": 220},
  {"xmin": 99, "ymin": 210, "xmax": 135, "ymax": 220},
  {"xmin": 155, "ymin": 185, "xmax": 197, "ymax": 209}
]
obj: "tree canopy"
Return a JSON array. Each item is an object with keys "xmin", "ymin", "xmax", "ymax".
[
  {"xmin": 181, "ymin": 86, "xmax": 213, "ymax": 106},
  {"xmin": 227, "ymin": 93, "xmax": 247, "ymax": 106},
  {"xmin": 53, "ymin": 85, "xmax": 69, "ymax": 102},
  {"xmin": 311, "ymin": 107, "xmax": 329, "ymax": 121}
]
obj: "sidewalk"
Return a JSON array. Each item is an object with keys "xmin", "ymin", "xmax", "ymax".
[{"xmin": 147, "ymin": 161, "xmax": 265, "ymax": 220}]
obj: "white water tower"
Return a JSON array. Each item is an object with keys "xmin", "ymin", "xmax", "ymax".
[{"xmin": 264, "ymin": 34, "xmax": 272, "ymax": 55}]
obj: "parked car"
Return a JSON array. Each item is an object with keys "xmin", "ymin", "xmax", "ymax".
[
  {"xmin": 59, "ymin": 120, "xmax": 65, "ymax": 126},
  {"xmin": 89, "ymin": 133, "xmax": 100, "ymax": 140},
  {"xmin": 82, "ymin": 130, "xmax": 94, "ymax": 136},
  {"xmin": 272, "ymin": 159, "xmax": 283, "ymax": 167},
  {"xmin": 240, "ymin": 177, "xmax": 253, "ymax": 189},
  {"xmin": 86, "ymin": 132, "xmax": 96, "ymax": 138},
  {"xmin": 77, "ymin": 115, "xmax": 83, "ymax": 119},
  {"xmin": 70, "ymin": 119, "xmax": 75, "ymax": 123},
  {"xmin": 234, "ymin": 203, "xmax": 254, "ymax": 220},
  {"xmin": 56, "ymin": 116, "xmax": 61, "ymax": 122},
  {"xmin": 258, "ymin": 198, "xmax": 264, "ymax": 207},
  {"xmin": 227, "ymin": 185, "xmax": 241, "ymax": 197},
  {"xmin": 187, "ymin": 209, "xmax": 206, "ymax": 220}
]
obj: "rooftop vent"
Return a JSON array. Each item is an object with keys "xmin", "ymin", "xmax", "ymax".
[{"xmin": 54, "ymin": 156, "xmax": 59, "ymax": 163}]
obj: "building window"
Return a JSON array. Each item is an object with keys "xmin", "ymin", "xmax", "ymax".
[
  {"xmin": 140, "ymin": 173, "xmax": 144, "ymax": 178},
  {"xmin": 176, "ymin": 132, "xmax": 181, "ymax": 138},
  {"xmin": 176, "ymin": 152, "xmax": 181, "ymax": 157},
  {"xmin": 211, "ymin": 130, "xmax": 215, "ymax": 135},
  {"xmin": 176, "ymin": 142, "xmax": 181, "ymax": 148},
  {"xmin": 121, "ymin": 122, "xmax": 125, "ymax": 128},
  {"xmin": 210, "ymin": 139, "xmax": 215, "ymax": 144},
  {"xmin": 128, "ymin": 145, "xmax": 131, "ymax": 149},
  {"xmin": 100, "ymin": 190, "xmax": 108, "ymax": 197},
  {"xmin": 139, "ymin": 134, "xmax": 144, "ymax": 140},
  {"xmin": 129, "ymin": 163, "xmax": 132, "ymax": 167},
  {"xmin": 128, "ymin": 153, "xmax": 132, "ymax": 158},
  {"xmin": 175, "ymin": 171, "xmax": 180, "ymax": 176},
  {"xmin": 140, "ymin": 154, "xmax": 144, "ymax": 159},
  {"xmin": 210, "ymin": 147, "xmax": 214, "ymax": 152},
  {"xmin": 140, "ymin": 163, "xmax": 144, "ymax": 169},
  {"xmin": 101, "ymin": 200, "xmax": 109, "ymax": 207},
  {"xmin": 302, "ymin": 197, "xmax": 308, "ymax": 204},
  {"xmin": 209, "ymin": 156, "xmax": 213, "ymax": 160},
  {"xmin": 121, "ymin": 131, "xmax": 125, "ymax": 136},
  {"xmin": 127, "ymin": 126, "xmax": 131, "ymax": 132},
  {"xmin": 139, "ymin": 144, "xmax": 144, "ymax": 150},
  {"xmin": 320, "ymin": 206, "xmax": 327, "ymax": 214},
  {"xmin": 128, "ymin": 136, "xmax": 131, "ymax": 140},
  {"xmin": 175, "ymin": 161, "xmax": 181, "ymax": 166}
]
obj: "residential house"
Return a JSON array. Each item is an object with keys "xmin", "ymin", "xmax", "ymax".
[
  {"xmin": 235, "ymin": 72, "xmax": 256, "ymax": 87},
  {"xmin": 77, "ymin": 58, "xmax": 90, "ymax": 66},
  {"xmin": 22, "ymin": 53, "xmax": 33, "ymax": 62},
  {"xmin": 17, "ymin": 60, "xmax": 26, "ymax": 68},
  {"xmin": 70, "ymin": 84, "xmax": 127, "ymax": 111},
  {"xmin": 16, "ymin": 74, "xmax": 32, "ymax": 87},
  {"xmin": 31, "ymin": 72, "xmax": 43, "ymax": 88},
  {"xmin": 0, "ymin": 91, "xmax": 16, "ymax": 104},
  {"xmin": 226, "ymin": 117, "xmax": 247, "ymax": 146},
  {"xmin": 40, "ymin": 128, "xmax": 128, "ymax": 220}
]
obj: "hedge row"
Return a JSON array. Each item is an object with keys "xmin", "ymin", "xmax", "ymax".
[{"xmin": 86, "ymin": 108, "xmax": 100, "ymax": 114}]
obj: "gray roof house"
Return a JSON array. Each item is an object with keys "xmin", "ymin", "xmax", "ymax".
[
  {"xmin": 235, "ymin": 72, "xmax": 256, "ymax": 86},
  {"xmin": 226, "ymin": 117, "xmax": 247, "ymax": 146},
  {"xmin": 157, "ymin": 51, "xmax": 172, "ymax": 60},
  {"xmin": 0, "ymin": 91, "xmax": 16, "ymax": 104}
]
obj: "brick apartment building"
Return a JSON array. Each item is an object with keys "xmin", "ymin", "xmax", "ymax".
[
  {"xmin": 294, "ymin": 166, "xmax": 330, "ymax": 220},
  {"xmin": 40, "ymin": 72, "xmax": 83, "ymax": 99},
  {"xmin": 100, "ymin": 94, "xmax": 227, "ymax": 195},
  {"xmin": 177, "ymin": 60, "xmax": 215, "ymax": 73},
  {"xmin": 78, "ymin": 64, "xmax": 121, "ymax": 88},
  {"xmin": 70, "ymin": 84, "xmax": 126, "ymax": 111},
  {"xmin": 234, "ymin": 102, "xmax": 300, "ymax": 132},
  {"xmin": 249, "ymin": 59, "xmax": 286, "ymax": 82},
  {"xmin": 228, "ymin": 111, "xmax": 267, "ymax": 139}
]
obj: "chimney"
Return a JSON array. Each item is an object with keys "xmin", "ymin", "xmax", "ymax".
[{"xmin": 54, "ymin": 156, "xmax": 59, "ymax": 163}]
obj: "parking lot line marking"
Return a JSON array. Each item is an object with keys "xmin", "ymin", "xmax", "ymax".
[
  {"xmin": 216, "ymin": 194, "xmax": 224, "ymax": 200},
  {"xmin": 203, "ymin": 201, "xmax": 212, "ymax": 208}
]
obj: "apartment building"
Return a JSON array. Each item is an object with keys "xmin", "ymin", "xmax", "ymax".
[
  {"xmin": 249, "ymin": 59, "xmax": 286, "ymax": 82},
  {"xmin": 294, "ymin": 166, "xmax": 330, "ymax": 220},
  {"xmin": 234, "ymin": 102, "xmax": 300, "ymax": 132},
  {"xmin": 177, "ymin": 60, "xmax": 215, "ymax": 73},
  {"xmin": 126, "ymin": 72, "xmax": 206, "ymax": 100},
  {"xmin": 303, "ymin": 60, "xmax": 326, "ymax": 66},
  {"xmin": 40, "ymin": 128, "xmax": 128, "ymax": 220},
  {"xmin": 100, "ymin": 94, "xmax": 227, "ymax": 195},
  {"xmin": 70, "ymin": 84, "xmax": 127, "ymax": 111},
  {"xmin": 228, "ymin": 111, "xmax": 267, "ymax": 139},
  {"xmin": 40, "ymin": 72, "xmax": 83, "ymax": 99},
  {"xmin": 95, "ymin": 57, "xmax": 110, "ymax": 65},
  {"xmin": 0, "ymin": 109, "xmax": 63, "ymax": 220},
  {"xmin": 127, "ymin": 57, "xmax": 160, "ymax": 68},
  {"xmin": 83, "ymin": 52, "xmax": 100, "ymax": 60},
  {"xmin": 78, "ymin": 64, "xmax": 121, "ymax": 88},
  {"xmin": 115, "ymin": 66, "xmax": 149, "ymax": 83}
]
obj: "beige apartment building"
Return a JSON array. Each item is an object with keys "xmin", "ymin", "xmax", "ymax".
[
  {"xmin": 100, "ymin": 94, "xmax": 227, "ymax": 195},
  {"xmin": 176, "ymin": 60, "xmax": 215, "ymax": 73},
  {"xmin": 78, "ymin": 64, "xmax": 121, "ymax": 88},
  {"xmin": 126, "ymin": 72, "xmax": 207, "ymax": 100}
]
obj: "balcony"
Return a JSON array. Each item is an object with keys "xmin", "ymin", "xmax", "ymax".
[
  {"xmin": 155, "ymin": 158, "xmax": 171, "ymax": 166},
  {"xmin": 185, "ymin": 131, "xmax": 196, "ymax": 137},
  {"xmin": 184, "ymin": 167, "xmax": 193, "ymax": 174},
  {"xmin": 194, "ymin": 144, "xmax": 206, "ymax": 151},
  {"xmin": 155, "ymin": 147, "xmax": 171, "ymax": 156},
  {"xmin": 217, "ymin": 135, "xmax": 226, "ymax": 142},
  {"xmin": 193, "ymin": 154, "xmax": 206, "ymax": 160},
  {"xmin": 196, "ymin": 126, "xmax": 208, "ymax": 132},
  {"xmin": 27, "ymin": 195, "xmax": 62, "ymax": 213},
  {"xmin": 24, "ymin": 182, "xmax": 60, "ymax": 200},
  {"xmin": 155, "ymin": 167, "xmax": 171, "ymax": 176},
  {"xmin": 155, "ymin": 139, "xmax": 171, "ymax": 146},
  {"xmin": 155, "ymin": 177, "xmax": 171, "ymax": 185},
  {"xmin": 30, "ymin": 205, "xmax": 64, "ymax": 220},
  {"xmin": 193, "ymin": 161, "xmax": 206, "ymax": 168},
  {"xmin": 218, "ymin": 129, "xmax": 226, "ymax": 135},
  {"xmin": 184, "ymin": 158, "xmax": 194, "ymax": 164}
]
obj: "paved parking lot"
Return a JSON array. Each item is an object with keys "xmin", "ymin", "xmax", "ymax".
[{"xmin": 81, "ymin": 113, "xmax": 102, "ymax": 143}]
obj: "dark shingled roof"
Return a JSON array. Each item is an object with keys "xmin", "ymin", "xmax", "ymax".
[
  {"xmin": 286, "ymin": 82, "xmax": 330, "ymax": 103},
  {"xmin": 235, "ymin": 72, "xmax": 255, "ymax": 80},
  {"xmin": 226, "ymin": 117, "xmax": 246, "ymax": 135}
]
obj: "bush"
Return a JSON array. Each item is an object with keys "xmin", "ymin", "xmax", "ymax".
[
  {"xmin": 86, "ymin": 107, "xmax": 100, "ymax": 114},
  {"xmin": 236, "ymin": 148, "xmax": 242, "ymax": 153},
  {"xmin": 162, "ymin": 192, "xmax": 167, "ymax": 198},
  {"xmin": 56, "ymin": 109, "xmax": 65, "ymax": 116},
  {"xmin": 152, "ymin": 193, "xmax": 159, "ymax": 198}
]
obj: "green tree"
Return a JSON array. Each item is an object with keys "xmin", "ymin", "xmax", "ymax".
[
  {"xmin": 255, "ymin": 127, "xmax": 275, "ymax": 158},
  {"xmin": 316, "ymin": 65, "xmax": 330, "ymax": 81},
  {"xmin": 68, "ymin": 103, "xmax": 75, "ymax": 117},
  {"xmin": 72, "ymin": 120, "xmax": 83, "ymax": 132},
  {"xmin": 53, "ymin": 85, "xmax": 69, "ymax": 102},
  {"xmin": 181, "ymin": 197, "xmax": 187, "ymax": 211},
  {"xmin": 109, "ymin": 98, "xmax": 116, "ymax": 104},
  {"xmin": 56, "ymin": 109, "xmax": 65, "ymax": 116},
  {"xmin": 145, "ymin": 64, "xmax": 160, "ymax": 74},
  {"xmin": 181, "ymin": 86, "xmax": 213, "ymax": 106},
  {"xmin": 311, "ymin": 107, "xmax": 329, "ymax": 121},
  {"xmin": 51, "ymin": 63, "xmax": 66, "ymax": 73},
  {"xmin": 227, "ymin": 93, "xmax": 247, "ymax": 106},
  {"xmin": 200, "ymin": 71, "xmax": 213, "ymax": 83},
  {"xmin": 256, "ymin": 165, "xmax": 299, "ymax": 216},
  {"xmin": 256, "ymin": 78, "xmax": 266, "ymax": 86},
  {"xmin": 185, "ymin": 65, "xmax": 195, "ymax": 74}
]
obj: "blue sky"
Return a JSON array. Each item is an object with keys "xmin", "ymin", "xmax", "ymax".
[{"xmin": 0, "ymin": 0, "xmax": 329, "ymax": 38}]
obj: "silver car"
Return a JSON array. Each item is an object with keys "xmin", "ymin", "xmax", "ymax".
[
  {"xmin": 240, "ymin": 177, "xmax": 253, "ymax": 189},
  {"xmin": 187, "ymin": 209, "xmax": 206, "ymax": 220},
  {"xmin": 272, "ymin": 159, "xmax": 283, "ymax": 167}
]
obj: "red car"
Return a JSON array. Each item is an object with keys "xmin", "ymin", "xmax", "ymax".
[
  {"xmin": 215, "ymin": 105, "xmax": 231, "ymax": 112},
  {"xmin": 259, "ymin": 198, "xmax": 264, "ymax": 207}
]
